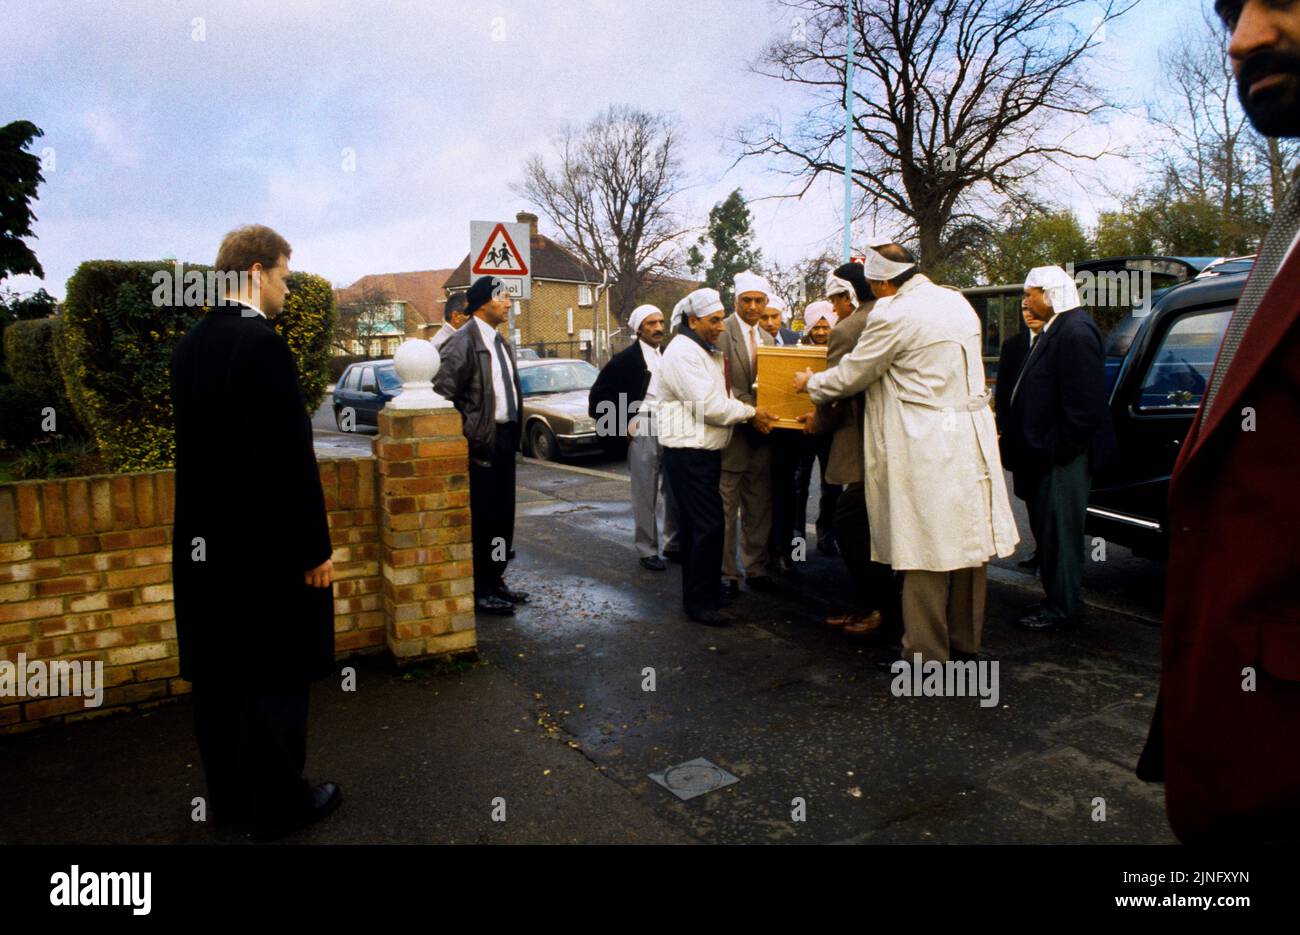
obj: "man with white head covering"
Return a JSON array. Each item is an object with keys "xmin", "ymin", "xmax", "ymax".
[
  {"xmin": 793, "ymin": 243, "xmax": 1019, "ymax": 664},
  {"xmin": 715, "ymin": 270, "xmax": 780, "ymax": 595},
  {"xmin": 1004, "ymin": 265, "xmax": 1116, "ymax": 631},
  {"xmin": 647, "ymin": 288, "xmax": 775, "ymax": 624},
  {"xmin": 589, "ymin": 304, "xmax": 678, "ymax": 570}
]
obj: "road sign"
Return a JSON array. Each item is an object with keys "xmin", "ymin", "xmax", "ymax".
[{"xmin": 470, "ymin": 220, "xmax": 531, "ymax": 299}]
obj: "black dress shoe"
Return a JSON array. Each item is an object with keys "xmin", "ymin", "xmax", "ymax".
[
  {"xmin": 746, "ymin": 575, "xmax": 779, "ymax": 593},
  {"xmin": 1017, "ymin": 610, "xmax": 1075, "ymax": 631},
  {"xmin": 476, "ymin": 595, "xmax": 515, "ymax": 616},
  {"xmin": 639, "ymin": 555, "xmax": 667, "ymax": 571},
  {"xmin": 720, "ymin": 580, "xmax": 739, "ymax": 599},
  {"xmin": 253, "ymin": 782, "xmax": 342, "ymax": 841},
  {"xmin": 687, "ymin": 609, "xmax": 729, "ymax": 626},
  {"xmin": 494, "ymin": 584, "xmax": 530, "ymax": 604}
]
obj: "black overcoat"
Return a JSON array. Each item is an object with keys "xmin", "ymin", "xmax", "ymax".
[
  {"xmin": 170, "ymin": 303, "xmax": 334, "ymax": 684},
  {"xmin": 1002, "ymin": 306, "xmax": 1119, "ymax": 498}
]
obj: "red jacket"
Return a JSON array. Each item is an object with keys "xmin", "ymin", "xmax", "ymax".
[{"xmin": 1143, "ymin": 247, "xmax": 1300, "ymax": 842}]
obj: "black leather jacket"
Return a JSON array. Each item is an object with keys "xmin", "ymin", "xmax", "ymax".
[{"xmin": 433, "ymin": 317, "xmax": 523, "ymax": 467}]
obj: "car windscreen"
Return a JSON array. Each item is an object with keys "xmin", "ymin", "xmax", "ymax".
[
  {"xmin": 519, "ymin": 362, "xmax": 599, "ymax": 395},
  {"xmin": 377, "ymin": 366, "xmax": 402, "ymax": 391}
]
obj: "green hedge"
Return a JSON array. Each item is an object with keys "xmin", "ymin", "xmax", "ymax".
[
  {"xmin": 3, "ymin": 317, "xmax": 83, "ymax": 438},
  {"xmin": 55, "ymin": 260, "xmax": 336, "ymax": 472}
]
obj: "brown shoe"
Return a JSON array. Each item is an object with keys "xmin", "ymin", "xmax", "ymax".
[
  {"xmin": 842, "ymin": 611, "xmax": 883, "ymax": 636},
  {"xmin": 825, "ymin": 614, "xmax": 856, "ymax": 627}
]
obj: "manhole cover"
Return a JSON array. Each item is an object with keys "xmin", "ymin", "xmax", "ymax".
[{"xmin": 648, "ymin": 757, "xmax": 739, "ymax": 801}]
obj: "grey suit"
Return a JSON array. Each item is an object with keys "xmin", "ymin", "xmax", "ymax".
[{"xmin": 716, "ymin": 313, "xmax": 775, "ymax": 581}]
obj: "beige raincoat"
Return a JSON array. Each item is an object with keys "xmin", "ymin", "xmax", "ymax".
[{"xmin": 806, "ymin": 274, "xmax": 1019, "ymax": 571}]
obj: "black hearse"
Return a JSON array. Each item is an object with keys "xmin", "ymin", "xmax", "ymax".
[{"xmin": 1085, "ymin": 263, "xmax": 1249, "ymax": 558}]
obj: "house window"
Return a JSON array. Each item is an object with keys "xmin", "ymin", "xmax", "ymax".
[{"xmin": 578, "ymin": 284, "xmax": 593, "ymax": 307}]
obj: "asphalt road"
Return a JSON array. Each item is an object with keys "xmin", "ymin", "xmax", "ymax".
[{"xmin": 0, "ymin": 415, "xmax": 1173, "ymax": 845}]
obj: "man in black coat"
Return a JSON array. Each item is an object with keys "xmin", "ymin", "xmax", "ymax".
[
  {"xmin": 1004, "ymin": 265, "xmax": 1118, "ymax": 631},
  {"xmin": 994, "ymin": 308, "xmax": 1045, "ymax": 570},
  {"xmin": 434, "ymin": 275, "xmax": 529, "ymax": 616},
  {"xmin": 171, "ymin": 224, "xmax": 341, "ymax": 839},
  {"xmin": 588, "ymin": 304, "xmax": 678, "ymax": 570}
]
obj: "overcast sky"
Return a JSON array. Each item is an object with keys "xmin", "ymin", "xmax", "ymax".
[{"xmin": 4, "ymin": 0, "xmax": 1212, "ymax": 299}]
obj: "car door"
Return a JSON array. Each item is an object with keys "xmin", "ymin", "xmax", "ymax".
[
  {"xmin": 1090, "ymin": 301, "xmax": 1232, "ymax": 550},
  {"xmin": 357, "ymin": 365, "xmax": 380, "ymax": 425}
]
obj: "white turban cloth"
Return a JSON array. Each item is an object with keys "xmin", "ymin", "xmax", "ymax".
[
  {"xmin": 824, "ymin": 269, "xmax": 859, "ymax": 306},
  {"xmin": 765, "ymin": 291, "xmax": 793, "ymax": 322},
  {"xmin": 803, "ymin": 300, "xmax": 835, "ymax": 331},
  {"xmin": 860, "ymin": 244, "xmax": 916, "ymax": 281},
  {"xmin": 628, "ymin": 304, "xmax": 660, "ymax": 333},
  {"xmin": 680, "ymin": 288, "xmax": 724, "ymax": 324},
  {"xmin": 1024, "ymin": 265, "xmax": 1082, "ymax": 312},
  {"xmin": 734, "ymin": 270, "xmax": 771, "ymax": 299}
]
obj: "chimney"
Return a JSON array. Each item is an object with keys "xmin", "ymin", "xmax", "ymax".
[{"xmin": 516, "ymin": 211, "xmax": 539, "ymax": 238}]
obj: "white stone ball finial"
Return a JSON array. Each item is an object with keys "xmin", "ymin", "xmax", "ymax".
[{"xmin": 386, "ymin": 339, "xmax": 452, "ymax": 409}]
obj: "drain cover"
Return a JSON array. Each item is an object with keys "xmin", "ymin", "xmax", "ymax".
[{"xmin": 648, "ymin": 757, "xmax": 739, "ymax": 801}]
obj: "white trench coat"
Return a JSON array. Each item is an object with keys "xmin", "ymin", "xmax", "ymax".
[{"xmin": 806, "ymin": 274, "xmax": 1019, "ymax": 571}]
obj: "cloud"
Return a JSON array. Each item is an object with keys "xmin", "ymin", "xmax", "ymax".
[{"xmin": 81, "ymin": 109, "xmax": 141, "ymax": 168}]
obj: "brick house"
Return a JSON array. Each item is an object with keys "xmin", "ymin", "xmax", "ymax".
[
  {"xmin": 443, "ymin": 212, "xmax": 613, "ymax": 364},
  {"xmin": 333, "ymin": 269, "xmax": 455, "ymax": 357}
]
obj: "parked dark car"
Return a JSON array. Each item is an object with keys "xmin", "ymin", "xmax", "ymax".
[
  {"xmin": 332, "ymin": 359, "xmax": 401, "ymax": 430},
  {"xmin": 1086, "ymin": 267, "xmax": 1247, "ymax": 559},
  {"xmin": 517, "ymin": 358, "xmax": 601, "ymax": 461}
]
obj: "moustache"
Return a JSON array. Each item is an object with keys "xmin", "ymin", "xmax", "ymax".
[{"xmin": 1237, "ymin": 49, "xmax": 1300, "ymax": 98}]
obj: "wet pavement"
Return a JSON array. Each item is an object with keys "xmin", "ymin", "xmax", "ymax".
[{"xmin": 0, "ymin": 436, "xmax": 1176, "ymax": 845}]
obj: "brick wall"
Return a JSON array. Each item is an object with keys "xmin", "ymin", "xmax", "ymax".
[{"xmin": 0, "ymin": 409, "xmax": 474, "ymax": 733}]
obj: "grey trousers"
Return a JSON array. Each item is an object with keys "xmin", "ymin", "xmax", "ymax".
[
  {"xmin": 1032, "ymin": 452, "xmax": 1090, "ymax": 620},
  {"xmin": 628, "ymin": 431, "xmax": 678, "ymax": 559},
  {"xmin": 900, "ymin": 565, "xmax": 987, "ymax": 664},
  {"xmin": 720, "ymin": 445, "xmax": 772, "ymax": 581}
]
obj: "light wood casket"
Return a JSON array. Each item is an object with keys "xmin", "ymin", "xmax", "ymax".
[{"xmin": 755, "ymin": 344, "xmax": 827, "ymax": 430}]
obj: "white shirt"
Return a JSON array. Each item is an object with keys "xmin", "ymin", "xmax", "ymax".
[
  {"xmin": 228, "ymin": 297, "xmax": 267, "ymax": 319},
  {"xmin": 638, "ymin": 339, "xmax": 661, "ymax": 376},
  {"xmin": 473, "ymin": 315, "xmax": 517, "ymax": 423},
  {"xmin": 646, "ymin": 331, "xmax": 754, "ymax": 450}
]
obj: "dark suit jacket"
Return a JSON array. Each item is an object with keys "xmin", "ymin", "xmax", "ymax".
[
  {"xmin": 1002, "ymin": 307, "xmax": 1118, "ymax": 492},
  {"xmin": 588, "ymin": 340, "xmax": 652, "ymax": 434},
  {"xmin": 1140, "ymin": 246, "xmax": 1300, "ymax": 843},
  {"xmin": 994, "ymin": 329, "xmax": 1031, "ymax": 469},
  {"xmin": 774, "ymin": 326, "xmax": 800, "ymax": 346},
  {"xmin": 716, "ymin": 313, "xmax": 775, "ymax": 470},
  {"xmin": 170, "ymin": 303, "xmax": 334, "ymax": 684},
  {"xmin": 434, "ymin": 317, "xmax": 523, "ymax": 467}
]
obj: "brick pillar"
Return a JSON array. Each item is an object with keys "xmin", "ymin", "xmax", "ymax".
[{"xmin": 375, "ymin": 408, "xmax": 475, "ymax": 662}]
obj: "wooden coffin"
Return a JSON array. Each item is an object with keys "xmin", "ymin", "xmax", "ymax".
[{"xmin": 755, "ymin": 344, "xmax": 827, "ymax": 430}]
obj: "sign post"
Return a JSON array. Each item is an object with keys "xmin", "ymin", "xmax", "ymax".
[{"xmin": 470, "ymin": 220, "xmax": 532, "ymax": 300}]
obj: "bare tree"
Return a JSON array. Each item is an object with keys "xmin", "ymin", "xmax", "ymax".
[
  {"xmin": 517, "ymin": 105, "xmax": 692, "ymax": 321},
  {"xmin": 1146, "ymin": 4, "xmax": 1297, "ymax": 253},
  {"xmin": 739, "ymin": 0, "xmax": 1136, "ymax": 274},
  {"xmin": 333, "ymin": 282, "xmax": 394, "ymax": 357}
]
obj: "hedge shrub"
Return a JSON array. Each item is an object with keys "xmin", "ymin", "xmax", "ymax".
[
  {"xmin": 56, "ymin": 260, "xmax": 336, "ymax": 472},
  {"xmin": 3, "ymin": 317, "xmax": 83, "ymax": 438}
]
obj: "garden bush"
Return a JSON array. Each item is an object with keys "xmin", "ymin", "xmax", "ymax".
[{"xmin": 55, "ymin": 260, "xmax": 335, "ymax": 472}]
